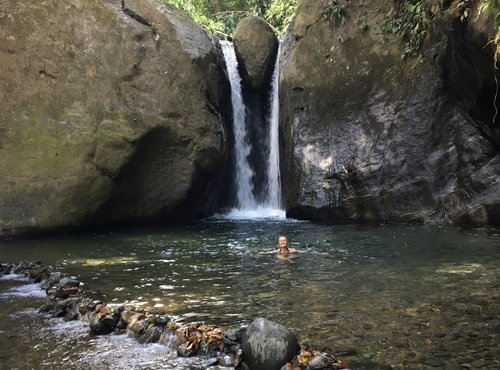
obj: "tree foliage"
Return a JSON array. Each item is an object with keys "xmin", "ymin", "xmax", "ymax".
[{"xmin": 164, "ymin": 0, "xmax": 300, "ymax": 38}]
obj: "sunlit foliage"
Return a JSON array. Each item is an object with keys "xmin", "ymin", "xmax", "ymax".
[{"xmin": 164, "ymin": 0, "xmax": 300, "ymax": 38}]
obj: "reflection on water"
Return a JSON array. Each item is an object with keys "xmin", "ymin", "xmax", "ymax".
[{"xmin": 1, "ymin": 219, "xmax": 499, "ymax": 369}]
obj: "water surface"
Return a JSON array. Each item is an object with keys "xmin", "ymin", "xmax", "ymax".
[{"xmin": 1, "ymin": 218, "xmax": 499, "ymax": 369}]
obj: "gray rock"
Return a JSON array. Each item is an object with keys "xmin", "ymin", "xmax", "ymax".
[
  {"xmin": 241, "ymin": 317, "xmax": 299, "ymax": 370},
  {"xmin": 309, "ymin": 353, "xmax": 331, "ymax": 369},
  {"xmin": 40, "ymin": 272, "xmax": 64, "ymax": 290},
  {"xmin": 226, "ymin": 324, "xmax": 247, "ymax": 341},
  {"xmin": 0, "ymin": 0, "xmax": 230, "ymax": 237},
  {"xmin": 280, "ymin": 0, "xmax": 500, "ymax": 226},
  {"xmin": 234, "ymin": 16, "xmax": 279, "ymax": 92},
  {"xmin": 58, "ymin": 277, "xmax": 80, "ymax": 289}
]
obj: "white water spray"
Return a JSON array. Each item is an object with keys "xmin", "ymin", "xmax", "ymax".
[
  {"xmin": 220, "ymin": 41, "xmax": 256, "ymax": 210},
  {"xmin": 265, "ymin": 43, "xmax": 282, "ymax": 209}
]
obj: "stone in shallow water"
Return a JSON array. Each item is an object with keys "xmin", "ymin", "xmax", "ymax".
[
  {"xmin": 308, "ymin": 353, "xmax": 331, "ymax": 369},
  {"xmin": 422, "ymin": 357, "xmax": 445, "ymax": 367},
  {"xmin": 241, "ymin": 317, "xmax": 299, "ymax": 370}
]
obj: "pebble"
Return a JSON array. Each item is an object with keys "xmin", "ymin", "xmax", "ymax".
[
  {"xmin": 470, "ymin": 360, "xmax": 485, "ymax": 368},
  {"xmin": 422, "ymin": 357, "xmax": 445, "ymax": 367},
  {"xmin": 363, "ymin": 322, "xmax": 375, "ymax": 330}
]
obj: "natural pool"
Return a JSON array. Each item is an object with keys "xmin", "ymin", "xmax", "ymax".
[{"xmin": 0, "ymin": 217, "xmax": 499, "ymax": 369}]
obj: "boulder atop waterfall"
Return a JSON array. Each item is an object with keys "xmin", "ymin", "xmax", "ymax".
[
  {"xmin": 241, "ymin": 317, "xmax": 299, "ymax": 370},
  {"xmin": 0, "ymin": 0, "xmax": 229, "ymax": 236},
  {"xmin": 280, "ymin": 0, "xmax": 500, "ymax": 226},
  {"xmin": 233, "ymin": 16, "xmax": 279, "ymax": 92}
]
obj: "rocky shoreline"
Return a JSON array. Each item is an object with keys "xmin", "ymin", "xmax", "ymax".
[{"xmin": 1, "ymin": 261, "xmax": 348, "ymax": 370}]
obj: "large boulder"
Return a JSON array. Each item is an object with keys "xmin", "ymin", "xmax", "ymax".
[
  {"xmin": 234, "ymin": 16, "xmax": 279, "ymax": 92},
  {"xmin": 241, "ymin": 317, "xmax": 299, "ymax": 370},
  {"xmin": 0, "ymin": 0, "xmax": 230, "ymax": 236},
  {"xmin": 280, "ymin": 0, "xmax": 500, "ymax": 226}
]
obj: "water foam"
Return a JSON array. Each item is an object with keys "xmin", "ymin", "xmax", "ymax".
[
  {"xmin": 0, "ymin": 283, "xmax": 46, "ymax": 298},
  {"xmin": 0, "ymin": 274, "xmax": 29, "ymax": 281},
  {"xmin": 221, "ymin": 207, "xmax": 286, "ymax": 220}
]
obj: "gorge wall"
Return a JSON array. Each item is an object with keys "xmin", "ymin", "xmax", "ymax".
[
  {"xmin": 280, "ymin": 0, "xmax": 500, "ymax": 226},
  {"xmin": 0, "ymin": 0, "xmax": 230, "ymax": 236}
]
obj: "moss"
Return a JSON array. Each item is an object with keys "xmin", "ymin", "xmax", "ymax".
[{"xmin": 1, "ymin": 103, "xmax": 96, "ymax": 178}]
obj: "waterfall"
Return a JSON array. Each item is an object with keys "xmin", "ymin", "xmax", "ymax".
[
  {"xmin": 265, "ymin": 43, "xmax": 282, "ymax": 209},
  {"xmin": 220, "ymin": 41, "xmax": 256, "ymax": 210},
  {"xmin": 221, "ymin": 41, "xmax": 284, "ymax": 219}
]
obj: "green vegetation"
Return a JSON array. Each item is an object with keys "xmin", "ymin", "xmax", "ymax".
[
  {"xmin": 476, "ymin": 0, "xmax": 500, "ymax": 123},
  {"xmin": 323, "ymin": 0, "xmax": 348, "ymax": 25},
  {"xmin": 381, "ymin": 0, "xmax": 431, "ymax": 59},
  {"xmin": 164, "ymin": 0, "xmax": 300, "ymax": 38},
  {"xmin": 476, "ymin": 0, "xmax": 500, "ymax": 56}
]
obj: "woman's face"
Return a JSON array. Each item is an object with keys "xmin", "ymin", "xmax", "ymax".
[{"xmin": 278, "ymin": 236, "xmax": 288, "ymax": 248}]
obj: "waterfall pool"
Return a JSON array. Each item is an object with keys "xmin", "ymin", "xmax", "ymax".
[{"xmin": 1, "ymin": 218, "xmax": 499, "ymax": 369}]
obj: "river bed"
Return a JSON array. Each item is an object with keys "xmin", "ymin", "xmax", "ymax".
[{"xmin": 1, "ymin": 217, "xmax": 499, "ymax": 369}]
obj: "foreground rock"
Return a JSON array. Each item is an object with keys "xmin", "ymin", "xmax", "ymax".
[
  {"xmin": 234, "ymin": 16, "xmax": 279, "ymax": 93},
  {"xmin": 280, "ymin": 0, "xmax": 500, "ymax": 226},
  {"xmin": 0, "ymin": 0, "xmax": 229, "ymax": 236},
  {"xmin": 242, "ymin": 317, "xmax": 299, "ymax": 370}
]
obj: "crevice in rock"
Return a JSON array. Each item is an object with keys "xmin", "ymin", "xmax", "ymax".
[
  {"xmin": 121, "ymin": 1, "xmax": 152, "ymax": 28},
  {"xmin": 95, "ymin": 164, "xmax": 117, "ymax": 181},
  {"xmin": 38, "ymin": 69, "xmax": 57, "ymax": 79},
  {"xmin": 121, "ymin": 1, "xmax": 159, "ymax": 41},
  {"xmin": 294, "ymin": 14, "xmax": 324, "ymax": 41}
]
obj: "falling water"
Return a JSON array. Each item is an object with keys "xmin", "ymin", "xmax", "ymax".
[
  {"xmin": 265, "ymin": 43, "xmax": 282, "ymax": 209},
  {"xmin": 220, "ymin": 41, "xmax": 256, "ymax": 210}
]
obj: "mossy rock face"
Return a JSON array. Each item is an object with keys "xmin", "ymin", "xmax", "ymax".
[
  {"xmin": 0, "ymin": 0, "xmax": 230, "ymax": 235},
  {"xmin": 280, "ymin": 0, "xmax": 500, "ymax": 226},
  {"xmin": 234, "ymin": 16, "xmax": 279, "ymax": 92}
]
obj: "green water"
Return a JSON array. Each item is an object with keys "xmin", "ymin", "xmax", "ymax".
[{"xmin": 0, "ymin": 218, "xmax": 499, "ymax": 369}]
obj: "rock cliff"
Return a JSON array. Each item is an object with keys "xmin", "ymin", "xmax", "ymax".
[
  {"xmin": 280, "ymin": 0, "xmax": 500, "ymax": 226},
  {"xmin": 0, "ymin": 0, "xmax": 229, "ymax": 235}
]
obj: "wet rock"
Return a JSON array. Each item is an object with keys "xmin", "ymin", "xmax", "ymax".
[
  {"xmin": 422, "ymin": 357, "xmax": 445, "ymax": 367},
  {"xmin": 470, "ymin": 360, "xmax": 486, "ymax": 368},
  {"xmin": 88, "ymin": 307, "xmax": 121, "ymax": 335},
  {"xmin": 48, "ymin": 286, "xmax": 82, "ymax": 300},
  {"xmin": 27, "ymin": 264, "xmax": 52, "ymax": 282},
  {"xmin": 14, "ymin": 261, "xmax": 37, "ymax": 274},
  {"xmin": 128, "ymin": 314, "xmax": 148, "ymax": 336},
  {"xmin": 154, "ymin": 314, "xmax": 170, "ymax": 326},
  {"xmin": 241, "ymin": 317, "xmax": 299, "ymax": 370},
  {"xmin": 335, "ymin": 348, "xmax": 358, "ymax": 357},
  {"xmin": 85, "ymin": 300, "xmax": 104, "ymax": 313},
  {"xmin": 39, "ymin": 299, "xmax": 59, "ymax": 314},
  {"xmin": 202, "ymin": 358, "xmax": 219, "ymax": 367},
  {"xmin": 138, "ymin": 325, "xmax": 162, "ymax": 344},
  {"xmin": 62, "ymin": 297, "xmax": 82, "ymax": 321},
  {"xmin": 309, "ymin": 353, "xmax": 331, "ymax": 369},
  {"xmin": 120, "ymin": 309, "xmax": 136, "ymax": 326},
  {"xmin": 218, "ymin": 354, "xmax": 234, "ymax": 367},
  {"xmin": 40, "ymin": 272, "xmax": 64, "ymax": 290},
  {"xmin": 226, "ymin": 325, "xmax": 247, "ymax": 341},
  {"xmin": 1, "ymin": 263, "xmax": 14, "ymax": 275},
  {"xmin": 58, "ymin": 277, "xmax": 80, "ymax": 289},
  {"xmin": 363, "ymin": 322, "xmax": 375, "ymax": 330}
]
